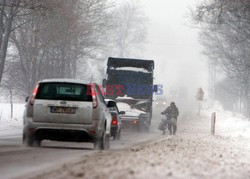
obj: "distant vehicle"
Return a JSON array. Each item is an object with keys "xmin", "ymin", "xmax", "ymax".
[
  {"xmin": 154, "ymin": 96, "xmax": 167, "ymax": 109},
  {"xmin": 23, "ymin": 79, "xmax": 112, "ymax": 150},
  {"xmin": 116, "ymin": 100, "xmax": 149, "ymax": 131},
  {"xmin": 103, "ymin": 57, "xmax": 157, "ymax": 132},
  {"xmin": 105, "ymin": 99, "xmax": 122, "ymax": 140}
]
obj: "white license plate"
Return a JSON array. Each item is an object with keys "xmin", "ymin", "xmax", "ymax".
[{"xmin": 51, "ymin": 107, "xmax": 76, "ymax": 114}]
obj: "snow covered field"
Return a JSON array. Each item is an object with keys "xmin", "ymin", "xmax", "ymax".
[
  {"xmin": 0, "ymin": 103, "xmax": 24, "ymax": 128},
  {"xmin": 0, "ymin": 103, "xmax": 24, "ymax": 140},
  {"xmin": 26, "ymin": 103, "xmax": 250, "ymax": 179}
]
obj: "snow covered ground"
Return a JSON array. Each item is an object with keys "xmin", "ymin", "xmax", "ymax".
[
  {"xmin": 0, "ymin": 103, "xmax": 24, "ymax": 128},
  {"xmin": 1, "ymin": 102, "xmax": 250, "ymax": 178},
  {"xmin": 202, "ymin": 102, "xmax": 250, "ymax": 138},
  {"xmin": 0, "ymin": 103, "xmax": 24, "ymax": 140},
  {"xmin": 28, "ymin": 102, "xmax": 250, "ymax": 179}
]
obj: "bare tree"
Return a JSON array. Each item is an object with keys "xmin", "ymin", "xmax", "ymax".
[
  {"xmin": 4, "ymin": 0, "xmax": 113, "ymax": 95},
  {"xmin": 0, "ymin": 0, "xmax": 44, "ymax": 85},
  {"xmin": 1, "ymin": 0, "xmax": 148, "ymax": 99},
  {"xmin": 110, "ymin": 1, "xmax": 148, "ymax": 57},
  {"xmin": 192, "ymin": 0, "xmax": 250, "ymax": 116}
]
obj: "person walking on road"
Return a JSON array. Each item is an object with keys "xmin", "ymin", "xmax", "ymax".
[{"xmin": 161, "ymin": 102, "xmax": 179, "ymax": 135}]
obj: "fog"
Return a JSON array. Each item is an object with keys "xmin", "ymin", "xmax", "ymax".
[{"xmin": 141, "ymin": 0, "xmax": 208, "ymax": 107}]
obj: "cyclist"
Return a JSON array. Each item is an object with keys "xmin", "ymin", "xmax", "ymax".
[{"xmin": 161, "ymin": 102, "xmax": 179, "ymax": 135}]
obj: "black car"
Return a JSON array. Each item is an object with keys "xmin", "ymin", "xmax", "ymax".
[{"xmin": 105, "ymin": 99, "xmax": 122, "ymax": 140}]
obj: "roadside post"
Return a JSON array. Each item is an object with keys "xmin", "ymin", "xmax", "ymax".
[
  {"xmin": 196, "ymin": 88, "xmax": 204, "ymax": 116},
  {"xmin": 211, "ymin": 112, "xmax": 216, "ymax": 135}
]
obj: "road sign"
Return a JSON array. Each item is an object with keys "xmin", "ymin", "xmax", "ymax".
[{"xmin": 196, "ymin": 88, "xmax": 204, "ymax": 101}]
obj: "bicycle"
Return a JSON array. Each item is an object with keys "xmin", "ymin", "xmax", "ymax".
[{"xmin": 161, "ymin": 113, "xmax": 169, "ymax": 135}]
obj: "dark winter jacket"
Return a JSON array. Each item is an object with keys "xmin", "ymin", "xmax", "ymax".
[{"xmin": 162, "ymin": 105, "xmax": 179, "ymax": 120}]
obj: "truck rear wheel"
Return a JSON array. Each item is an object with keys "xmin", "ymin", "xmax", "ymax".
[{"xmin": 138, "ymin": 121, "xmax": 149, "ymax": 132}]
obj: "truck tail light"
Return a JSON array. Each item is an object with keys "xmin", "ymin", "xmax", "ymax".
[
  {"xmin": 112, "ymin": 116, "xmax": 118, "ymax": 125},
  {"xmin": 29, "ymin": 84, "xmax": 39, "ymax": 105}
]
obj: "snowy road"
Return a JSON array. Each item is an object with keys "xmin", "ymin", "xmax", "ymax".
[
  {"xmin": 1, "ymin": 106, "xmax": 250, "ymax": 179},
  {"xmin": 25, "ymin": 111, "xmax": 250, "ymax": 179},
  {"xmin": 0, "ymin": 103, "xmax": 162, "ymax": 179},
  {"xmin": 0, "ymin": 126, "xmax": 161, "ymax": 179}
]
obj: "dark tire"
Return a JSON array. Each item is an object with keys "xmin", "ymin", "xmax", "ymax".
[
  {"xmin": 94, "ymin": 132, "xmax": 110, "ymax": 150},
  {"xmin": 23, "ymin": 133, "xmax": 41, "ymax": 147},
  {"xmin": 23, "ymin": 133, "xmax": 34, "ymax": 147},
  {"xmin": 33, "ymin": 140, "xmax": 41, "ymax": 147},
  {"xmin": 102, "ymin": 133, "xmax": 110, "ymax": 150},
  {"xmin": 113, "ymin": 130, "xmax": 121, "ymax": 141},
  {"xmin": 137, "ymin": 122, "xmax": 143, "ymax": 132},
  {"xmin": 138, "ymin": 121, "xmax": 149, "ymax": 133},
  {"xmin": 116, "ymin": 130, "xmax": 121, "ymax": 140},
  {"xmin": 94, "ymin": 140, "xmax": 101, "ymax": 150}
]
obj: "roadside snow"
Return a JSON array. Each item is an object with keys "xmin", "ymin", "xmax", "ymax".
[
  {"xmin": 201, "ymin": 102, "xmax": 250, "ymax": 138},
  {"xmin": 31, "ymin": 134, "xmax": 250, "ymax": 179},
  {"xmin": 0, "ymin": 103, "xmax": 24, "ymax": 136}
]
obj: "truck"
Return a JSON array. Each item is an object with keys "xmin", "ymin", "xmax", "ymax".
[{"xmin": 103, "ymin": 57, "xmax": 157, "ymax": 132}]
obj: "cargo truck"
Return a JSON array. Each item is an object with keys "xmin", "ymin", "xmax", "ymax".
[{"xmin": 103, "ymin": 57, "xmax": 157, "ymax": 132}]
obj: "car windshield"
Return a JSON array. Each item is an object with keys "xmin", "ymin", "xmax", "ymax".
[{"xmin": 36, "ymin": 82, "xmax": 92, "ymax": 101}]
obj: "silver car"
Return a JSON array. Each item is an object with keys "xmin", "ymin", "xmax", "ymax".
[{"xmin": 23, "ymin": 79, "xmax": 111, "ymax": 150}]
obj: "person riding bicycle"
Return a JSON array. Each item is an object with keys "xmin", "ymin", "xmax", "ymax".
[{"xmin": 161, "ymin": 102, "xmax": 179, "ymax": 135}]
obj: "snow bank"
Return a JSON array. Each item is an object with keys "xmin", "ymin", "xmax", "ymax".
[
  {"xmin": 31, "ymin": 134, "xmax": 250, "ymax": 179},
  {"xmin": 0, "ymin": 103, "xmax": 24, "ymax": 130},
  {"xmin": 201, "ymin": 101, "xmax": 250, "ymax": 138}
]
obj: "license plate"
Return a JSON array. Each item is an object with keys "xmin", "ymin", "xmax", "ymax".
[{"xmin": 51, "ymin": 107, "xmax": 76, "ymax": 114}]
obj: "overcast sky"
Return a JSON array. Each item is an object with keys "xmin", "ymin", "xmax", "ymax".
[{"xmin": 140, "ymin": 0, "xmax": 208, "ymax": 102}]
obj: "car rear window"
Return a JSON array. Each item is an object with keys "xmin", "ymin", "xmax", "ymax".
[{"xmin": 36, "ymin": 83, "xmax": 92, "ymax": 101}]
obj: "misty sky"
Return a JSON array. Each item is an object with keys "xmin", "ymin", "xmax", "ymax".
[{"xmin": 141, "ymin": 0, "xmax": 208, "ymax": 101}]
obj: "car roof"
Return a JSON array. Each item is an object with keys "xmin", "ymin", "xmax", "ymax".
[{"xmin": 39, "ymin": 78, "xmax": 92, "ymax": 85}]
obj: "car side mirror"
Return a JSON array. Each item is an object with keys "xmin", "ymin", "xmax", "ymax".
[
  {"xmin": 153, "ymin": 85, "xmax": 158, "ymax": 92},
  {"xmin": 25, "ymin": 96, "xmax": 29, "ymax": 102},
  {"xmin": 119, "ymin": 111, "xmax": 125, "ymax": 115}
]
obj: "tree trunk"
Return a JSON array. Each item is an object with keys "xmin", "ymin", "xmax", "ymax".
[{"xmin": 0, "ymin": 6, "xmax": 14, "ymax": 84}]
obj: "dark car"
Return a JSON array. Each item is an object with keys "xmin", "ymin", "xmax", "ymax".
[{"xmin": 105, "ymin": 99, "xmax": 122, "ymax": 140}]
